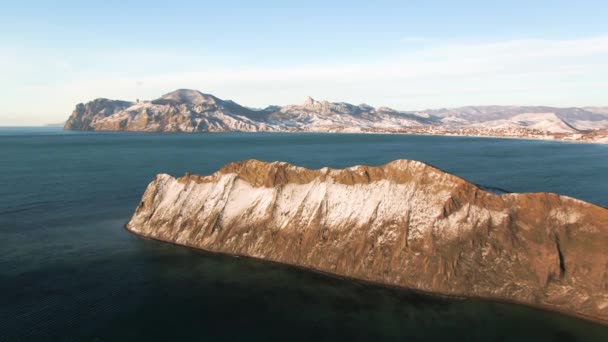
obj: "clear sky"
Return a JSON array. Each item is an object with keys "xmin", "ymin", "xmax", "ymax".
[{"xmin": 1, "ymin": 0, "xmax": 608, "ymax": 125}]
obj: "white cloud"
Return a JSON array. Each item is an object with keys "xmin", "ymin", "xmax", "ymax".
[{"xmin": 1, "ymin": 35, "xmax": 608, "ymax": 125}]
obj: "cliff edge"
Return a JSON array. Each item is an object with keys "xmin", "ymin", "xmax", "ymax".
[{"xmin": 126, "ymin": 159, "xmax": 608, "ymax": 323}]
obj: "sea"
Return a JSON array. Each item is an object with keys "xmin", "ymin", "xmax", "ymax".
[{"xmin": 1, "ymin": 127, "xmax": 607, "ymax": 341}]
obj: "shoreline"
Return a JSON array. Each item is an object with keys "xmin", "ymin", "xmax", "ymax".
[
  {"xmin": 124, "ymin": 223, "xmax": 608, "ymax": 327},
  {"xmin": 56, "ymin": 127, "xmax": 608, "ymax": 145}
]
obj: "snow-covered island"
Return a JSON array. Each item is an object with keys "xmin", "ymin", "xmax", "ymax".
[
  {"xmin": 127, "ymin": 159, "xmax": 608, "ymax": 323},
  {"xmin": 65, "ymin": 89, "xmax": 608, "ymax": 144}
]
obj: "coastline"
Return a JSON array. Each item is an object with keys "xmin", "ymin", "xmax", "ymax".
[
  {"xmin": 124, "ymin": 222, "xmax": 608, "ymax": 326},
  {"xmin": 60, "ymin": 127, "xmax": 608, "ymax": 145}
]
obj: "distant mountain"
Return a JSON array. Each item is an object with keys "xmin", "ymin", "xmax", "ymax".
[
  {"xmin": 64, "ymin": 89, "xmax": 608, "ymax": 143},
  {"xmin": 64, "ymin": 90, "xmax": 267, "ymax": 132},
  {"xmin": 584, "ymin": 107, "xmax": 608, "ymax": 115},
  {"xmin": 64, "ymin": 89, "xmax": 436, "ymax": 133},
  {"xmin": 420, "ymin": 106, "xmax": 608, "ymax": 133}
]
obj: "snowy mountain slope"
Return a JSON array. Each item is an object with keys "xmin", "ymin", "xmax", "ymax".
[
  {"xmin": 64, "ymin": 89, "xmax": 608, "ymax": 137},
  {"xmin": 267, "ymin": 97, "xmax": 438, "ymax": 132},
  {"xmin": 65, "ymin": 89, "xmax": 437, "ymax": 132},
  {"xmin": 421, "ymin": 106, "xmax": 608, "ymax": 133},
  {"xmin": 467, "ymin": 112, "xmax": 582, "ymax": 133}
]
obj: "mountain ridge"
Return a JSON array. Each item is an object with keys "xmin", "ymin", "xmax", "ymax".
[
  {"xmin": 64, "ymin": 89, "xmax": 608, "ymax": 143},
  {"xmin": 126, "ymin": 159, "xmax": 608, "ymax": 324}
]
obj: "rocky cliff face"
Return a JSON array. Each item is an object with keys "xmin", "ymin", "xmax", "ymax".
[
  {"xmin": 127, "ymin": 159, "xmax": 608, "ymax": 323},
  {"xmin": 64, "ymin": 98, "xmax": 133, "ymax": 131}
]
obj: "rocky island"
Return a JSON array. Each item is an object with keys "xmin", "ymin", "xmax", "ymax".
[
  {"xmin": 127, "ymin": 159, "xmax": 608, "ymax": 323},
  {"xmin": 65, "ymin": 89, "xmax": 608, "ymax": 143}
]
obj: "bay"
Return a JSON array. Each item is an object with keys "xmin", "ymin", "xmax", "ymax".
[{"xmin": 1, "ymin": 127, "xmax": 607, "ymax": 341}]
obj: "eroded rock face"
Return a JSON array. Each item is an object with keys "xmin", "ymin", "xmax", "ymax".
[
  {"xmin": 126, "ymin": 159, "xmax": 608, "ymax": 323},
  {"xmin": 64, "ymin": 98, "xmax": 133, "ymax": 131}
]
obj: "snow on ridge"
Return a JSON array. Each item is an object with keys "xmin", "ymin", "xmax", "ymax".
[
  {"xmin": 65, "ymin": 89, "xmax": 608, "ymax": 142},
  {"xmin": 143, "ymin": 170, "xmax": 462, "ymax": 242}
]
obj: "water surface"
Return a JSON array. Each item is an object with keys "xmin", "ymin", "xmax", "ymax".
[{"xmin": 1, "ymin": 128, "xmax": 607, "ymax": 341}]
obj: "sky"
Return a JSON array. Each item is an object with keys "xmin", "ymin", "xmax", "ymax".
[{"xmin": 1, "ymin": 0, "xmax": 608, "ymax": 125}]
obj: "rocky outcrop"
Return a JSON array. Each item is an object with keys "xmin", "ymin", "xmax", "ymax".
[
  {"xmin": 64, "ymin": 98, "xmax": 133, "ymax": 130},
  {"xmin": 126, "ymin": 159, "xmax": 608, "ymax": 323}
]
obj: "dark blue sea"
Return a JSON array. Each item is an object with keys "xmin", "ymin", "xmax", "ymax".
[{"xmin": 1, "ymin": 127, "xmax": 607, "ymax": 341}]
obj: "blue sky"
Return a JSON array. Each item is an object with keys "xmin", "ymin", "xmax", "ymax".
[{"xmin": 1, "ymin": 0, "xmax": 608, "ymax": 125}]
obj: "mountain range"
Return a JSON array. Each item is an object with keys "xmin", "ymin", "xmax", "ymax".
[{"xmin": 64, "ymin": 89, "xmax": 608, "ymax": 142}]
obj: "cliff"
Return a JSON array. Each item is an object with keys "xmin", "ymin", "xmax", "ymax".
[
  {"xmin": 64, "ymin": 98, "xmax": 133, "ymax": 131},
  {"xmin": 126, "ymin": 159, "xmax": 608, "ymax": 323}
]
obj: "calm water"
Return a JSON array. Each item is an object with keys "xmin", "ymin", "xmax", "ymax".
[{"xmin": 1, "ymin": 127, "xmax": 607, "ymax": 341}]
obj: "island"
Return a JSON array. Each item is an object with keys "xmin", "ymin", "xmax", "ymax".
[
  {"xmin": 127, "ymin": 159, "xmax": 608, "ymax": 323},
  {"xmin": 65, "ymin": 89, "xmax": 608, "ymax": 143}
]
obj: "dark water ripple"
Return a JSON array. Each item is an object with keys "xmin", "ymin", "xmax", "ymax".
[{"xmin": 1, "ymin": 128, "xmax": 607, "ymax": 341}]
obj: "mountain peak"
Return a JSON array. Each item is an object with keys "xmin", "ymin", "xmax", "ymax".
[
  {"xmin": 159, "ymin": 89, "xmax": 218, "ymax": 105},
  {"xmin": 303, "ymin": 96, "xmax": 316, "ymax": 106},
  {"xmin": 300, "ymin": 96, "xmax": 334, "ymax": 110}
]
